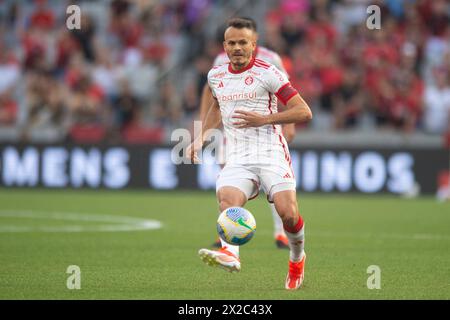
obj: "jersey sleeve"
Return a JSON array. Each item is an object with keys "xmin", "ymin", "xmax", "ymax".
[
  {"xmin": 263, "ymin": 66, "xmax": 298, "ymax": 105},
  {"xmin": 271, "ymin": 53, "xmax": 289, "ymax": 78},
  {"xmin": 207, "ymin": 69, "xmax": 218, "ymax": 99}
]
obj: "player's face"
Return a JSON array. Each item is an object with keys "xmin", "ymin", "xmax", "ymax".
[{"xmin": 223, "ymin": 27, "xmax": 256, "ymax": 69}]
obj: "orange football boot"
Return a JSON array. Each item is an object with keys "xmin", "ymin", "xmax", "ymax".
[{"xmin": 285, "ymin": 252, "xmax": 306, "ymax": 290}]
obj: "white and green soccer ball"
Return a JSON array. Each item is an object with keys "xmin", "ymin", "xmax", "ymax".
[{"xmin": 217, "ymin": 207, "xmax": 256, "ymax": 246}]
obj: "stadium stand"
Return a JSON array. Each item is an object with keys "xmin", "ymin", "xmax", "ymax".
[{"xmin": 0, "ymin": 0, "xmax": 448, "ymax": 146}]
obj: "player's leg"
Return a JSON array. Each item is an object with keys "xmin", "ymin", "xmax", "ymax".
[
  {"xmin": 269, "ymin": 202, "xmax": 289, "ymax": 249},
  {"xmin": 199, "ymin": 165, "xmax": 259, "ymax": 272},
  {"xmin": 260, "ymin": 166, "xmax": 305, "ymax": 290},
  {"xmin": 211, "ymin": 137, "xmax": 227, "ymax": 248},
  {"xmin": 217, "ymin": 194, "xmax": 289, "ymax": 250},
  {"xmin": 199, "ymin": 186, "xmax": 247, "ymax": 273},
  {"xmin": 215, "ymin": 189, "xmax": 288, "ymax": 250},
  {"xmin": 216, "ymin": 186, "xmax": 247, "ymax": 255},
  {"xmin": 272, "ymin": 189, "xmax": 306, "ymax": 290}
]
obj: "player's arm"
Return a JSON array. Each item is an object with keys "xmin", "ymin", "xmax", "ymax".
[
  {"xmin": 272, "ymin": 53, "xmax": 296, "ymax": 142},
  {"xmin": 281, "ymin": 124, "xmax": 295, "ymax": 143},
  {"xmin": 264, "ymin": 94, "xmax": 312, "ymax": 125},
  {"xmin": 199, "ymin": 95, "xmax": 222, "ymax": 140},
  {"xmin": 199, "ymin": 54, "xmax": 226, "ymax": 124},
  {"xmin": 280, "ymin": 117, "xmax": 296, "ymax": 142},
  {"xmin": 232, "ymin": 93, "xmax": 312, "ymax": 128},
  {"xmin": 186, "ymin": 92, "xmax": 222, "ymax": 163},
  {"xmin": 199, "ymin": 83, "xmax": 215, "ymax": 123}
]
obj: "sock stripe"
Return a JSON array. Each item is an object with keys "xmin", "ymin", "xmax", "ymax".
[{"xmin": 284, "ymin": 214, "xmax": 304, "ymax": 234}]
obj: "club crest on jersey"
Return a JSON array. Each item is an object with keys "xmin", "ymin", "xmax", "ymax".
[{"xmin": 245, "ymin": 76, "xmax": 254, "ymax": 85}]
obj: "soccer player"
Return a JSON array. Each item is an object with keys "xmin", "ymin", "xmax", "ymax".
[
  {"xmin": 188, "ymin": 18, "xmax": 312, "ymax": 290},
  {"xmin": 199, "ymin": 17, "xmax": 295, "ymax": 249}
]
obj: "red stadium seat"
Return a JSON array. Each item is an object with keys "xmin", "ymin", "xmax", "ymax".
[
  {"xmin": 122, "ymin": 125, "xmax": 164, "ymax": 144},
  {"xmin": 69, "ymin": 124, "xmax": 106, "ymax": 143}
]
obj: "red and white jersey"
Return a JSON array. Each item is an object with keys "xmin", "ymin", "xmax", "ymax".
[
  {"xmin": 213, "ymin": 46, "xmax": 288, "ymax": 77},
  {"xmin": 207, "ymin": 58, "xmax": 297, "ymax": 166}
]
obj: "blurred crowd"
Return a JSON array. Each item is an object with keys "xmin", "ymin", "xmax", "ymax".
[
  {"xmin": 266, "ymin": 0, "xmax": 450, "ymax": 134},
  {"xmin": 0, "ymin": 0, "xmax": 449, "ymax": 144}
]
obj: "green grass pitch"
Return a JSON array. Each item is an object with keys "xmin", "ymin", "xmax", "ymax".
[{"xmin": 0, "ymin": 189, "xmax": 449, "ymax": 299}]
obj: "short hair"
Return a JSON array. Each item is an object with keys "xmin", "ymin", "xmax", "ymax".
[
  {"xmin": 227, "ymin": 17, "xmax": 257, "ymax": 32},
  {"xmin": 239, "ymin": 17, "xmax": 257, "ymax": 32}
]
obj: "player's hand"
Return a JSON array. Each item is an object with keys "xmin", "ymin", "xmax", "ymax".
[
  {"xmin": 185, "ymin": 138, "xmax": 203, "ymax": 164},
  {"xmin": 232, "ymin": 110, "xmax": 268, "ymax": 128}
]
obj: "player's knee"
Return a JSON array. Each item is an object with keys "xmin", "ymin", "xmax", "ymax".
[
  {"xmin": 274, "ymin": 200, "xmax": 297, "ymax": 223},
  {"xmin": 217, "ymin": 188, "xmax": 246, "ymax": 212},
  {"xmin": 219, "ymin": 199, "xmax": 233, "ymax": 212},
  {"xmin": 219, "ymin": 198, "xmax": 245, "ymax": 212}
]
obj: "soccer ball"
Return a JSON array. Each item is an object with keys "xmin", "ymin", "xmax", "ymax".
[{"xmin": 217, "ymin": 207, "xmax": 256, "ymax": 246}]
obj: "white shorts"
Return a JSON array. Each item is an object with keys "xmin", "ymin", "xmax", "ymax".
[
  {"xmin": 215, "ymin": 135, "xmax": 226, "ymax": 165},
  {"xmin": 216, "ymin": 163, "xmax": 296, "ymax": 202}
]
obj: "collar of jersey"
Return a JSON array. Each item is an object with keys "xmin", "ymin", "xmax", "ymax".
[{"xmin": 228, "ymin": 57, "xmax": 255, "ymax": 74}]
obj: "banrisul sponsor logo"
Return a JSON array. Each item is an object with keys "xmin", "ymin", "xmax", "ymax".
[{"xmin": 219, "ymin": 92, "xmax": 257, "ymax": 102}]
